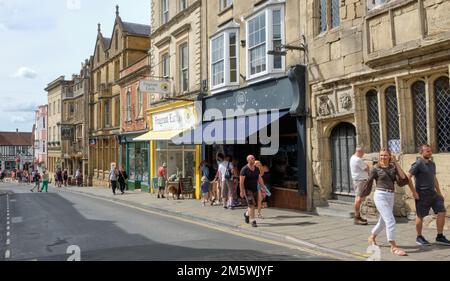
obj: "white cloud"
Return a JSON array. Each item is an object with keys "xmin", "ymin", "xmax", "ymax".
[
  {"xmin": 13, "ymin": 67, "xmax": 38, "ymax": 79},
  {"xmin": 0, "ymin": 23, "xmax": 7, "ymax": 32}
]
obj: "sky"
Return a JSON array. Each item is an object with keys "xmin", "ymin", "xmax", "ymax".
[{"xmin": 0, "ymin": 0, "xmax": 150, "ymax": 133}]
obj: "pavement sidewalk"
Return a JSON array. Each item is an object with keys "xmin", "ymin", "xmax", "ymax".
[{"xmin": 58, "ymin": 186, "xmax": 450, "ymax": 261}]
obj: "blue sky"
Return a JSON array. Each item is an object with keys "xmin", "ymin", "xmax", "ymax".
[{"xmin": 0, "ymin": 0, "xmax": 150, "ymax": 132}]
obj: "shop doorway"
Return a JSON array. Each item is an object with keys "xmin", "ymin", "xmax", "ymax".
[{"xmin": 331, "ymin": 123, "xmax": 356, "ymax": 198}]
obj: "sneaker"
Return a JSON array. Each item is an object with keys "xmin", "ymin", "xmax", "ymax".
[
  {"xmin": 157, "ymin": 194, "xmax": 160, "ymax": 199},
  {"xmin": 251, "ymin": 221, "xmax": 258, "ymax": 228},
  {"xmin": 244, "ymin": 212, "xmax": 250, "ymax": 224},
  {"xmin": 416, "ymin": 235, "xmax": 432, "ymax": 246},
  {"xmin": 436, "ymin": 235, "xmax": 450, "ymax": 246},
  {"xmin": 354, "ymin": 218, "xmax": 368, "ymax": 225}
]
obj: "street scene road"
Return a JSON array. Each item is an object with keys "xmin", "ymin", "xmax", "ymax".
[{"xmin": 0, "ymin": 183, "xmax": 333, "ymax": 261}]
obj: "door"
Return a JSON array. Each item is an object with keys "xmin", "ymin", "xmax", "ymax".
[{"xmin": 331, "ymin": 123, "xmax": 356, "ymax": 197}]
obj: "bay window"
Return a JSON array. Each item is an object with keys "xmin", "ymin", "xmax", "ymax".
[
  {"xmin": 246, "ymin": 4, "xmax": 285, "ymax": 81},
  {"xmin": 210, "ymin": 29, "xmax": 239, "ymax": 92}
]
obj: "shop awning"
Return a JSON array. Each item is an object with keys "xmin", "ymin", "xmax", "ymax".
[
  {"xmin": 172, "ymin": 111, "xmax": 289, "ymax": 145},
  {"xmin": 133, "ymin": 129, "xmax": 188, "ymax": 141}
]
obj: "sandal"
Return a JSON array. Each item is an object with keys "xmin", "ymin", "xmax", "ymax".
[
  {"xmin": 391, "ymin": 247, "xmax": 407, "ymax": 256},
  {"xmin": 368, "ymin": 236, "xmax": 378, "ymax": 246}
]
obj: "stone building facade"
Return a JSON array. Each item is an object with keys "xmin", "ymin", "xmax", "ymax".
[
  {"xmin": 117, "ymin": 55, "xmax": 151, "ymax": 191},
  {"xmin": 45, "ymin": 76, "xmax": 71, "ymax": 178},
  {"xmin": 149, "ymin": 0, "xmax": 207, "ymax": 101},
  {"xmin": 201, "ymin": 0, "xmax": 311, "ymax": 210},
  {"xmin": 89, "ymin": 6, "xmax": 150, "ymax": 187},
  {"xmin": 307, "ymin": 0, "xmax": 450, "ymax": 216},
  {"xmin": 61, "ymin": 60, "xmax": 91, "ymax": 185}
]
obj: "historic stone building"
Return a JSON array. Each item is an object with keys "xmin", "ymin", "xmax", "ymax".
[
  {"xmin": 117, "ymin": 55, "xmax": 151, "ymax": 191},
  {"xmin": 89, "ymin": 6, "xmax": 150, "ymax": 187},
  {"xmin": 195, "ymin": 0, "xmax": 311, "ymax": 209},
  {"xmin": 45, "ymin": 76, "xmax": 71, "ymax": 178},
  {"xmin": 307, "ymin": 0, "xmax": 450, "ymax": 216},
  {"xmin": 61, "ymin": 59, "xmax": 91, "ymax": 185}
]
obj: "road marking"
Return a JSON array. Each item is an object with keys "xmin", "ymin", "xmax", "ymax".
[
  {"xmin": 6, "ymin": 221, "xmax": 9, "ymax": 225},
  {"xmin": 6, "ymin": 232, "xmax": 10, "ymax": 237},
  {"xmin": 63, "ymin": 189, "xmax": 351, "ymax": 261},
  {"xmin": 6, "ymin": 239, "xmax": 10, "ymax": 245},
  {"xmin": 6, "ymin": 226, "xmax": 10, "ymax": 231},
  {"xmin": 4, "ymin": 250, "xmax": 10, "ymax": 259}
]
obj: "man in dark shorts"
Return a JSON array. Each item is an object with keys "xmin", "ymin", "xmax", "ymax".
[
  {"xmin": 408, "ymin": 144, "xmax": 450, "ymax": 246},
  {"xmin": 240, "ymin": 155, "xmax": 267, "ymax": 228}
]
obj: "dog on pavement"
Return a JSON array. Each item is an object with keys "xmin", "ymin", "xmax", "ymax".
[{"xmin": 166, "ymin": 185, "xmax": 179, "ymax": 200}]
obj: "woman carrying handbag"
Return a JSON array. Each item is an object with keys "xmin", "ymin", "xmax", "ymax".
[{"xmin": 366, "ymin": 148, "xmax": 418, "ymax": 256}]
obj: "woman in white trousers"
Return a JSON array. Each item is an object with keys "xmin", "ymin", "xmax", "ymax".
[{"xmin": 367, "ymin": 148, "xmax": 417, "ymax": 256}]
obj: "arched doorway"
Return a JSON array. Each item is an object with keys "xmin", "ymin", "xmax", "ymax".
[{"xmin": 331, "ymin": 122, "xmax": 356, "ymax": 198}]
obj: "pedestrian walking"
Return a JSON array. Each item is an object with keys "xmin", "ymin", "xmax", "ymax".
[
  {"xmin": 30, "ymin": 171, "xmax": 41, "ymax": 192},
  {"xmin": 201, "ymin": 176, "xmax": 210, "ymax": 207},
  {"xmin": 240, "ymin": 155, "xmax": 268, "ymax": 228},
  {"xmin": 56, "ymin": 169, "xmax": 63, "ymax": 188},
  {"xmin": 118, "ymin": 166, "xmax": 128, "ymax": 195},
  {"xmin": 218, "ymin": 155, "xmax": 234, "ymax": 209},
  {"xmin": 408, "ymin": 144, "xmax": 450, "ymax": 246},
  {"xmin": 157, "ymin": 163, "xmax": 167, "ymax": 199},
  {"xmin": 255, "ymin": 161, "xmax": 271, "ymax": 219},
  {"xmin": 350, "ymin": 147, "xmax": 370, "ymax": 225},
  {"xmin": 63, "ymin": 169, "xmax": 68, "ymax": 186},
  {"xmin": 41, "ymin": 170, "xmax": 49, "ymax": 193},
  {"xmin": 75, "ymin": 168, "xmax": 82, "ymax": 186},
  {"xmin": 231, "ymin": 159, "xmax": 240, "ymax": 207},
  {"xmin": 109, "ymin": 164, "xmax": 119, "ymax": 195},
  {"xmin": 367, "ymin": 148, "xmax": 413, "ymax": 256}
]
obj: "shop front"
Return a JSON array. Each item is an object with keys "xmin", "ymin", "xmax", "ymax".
[
  {"xmin": 120, "ymin": 134, "xmax": 150, "ymax": 192},
  {"xmin": 177, "ymin": 65, "xmax": 309, "ymax": 210},
  {"xmin": 135, "ymin": 101, "xmax": 202, "ymax": 198}
]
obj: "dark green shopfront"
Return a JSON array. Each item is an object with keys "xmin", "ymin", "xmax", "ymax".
[{"xmin": 120, "ymin": 135, "xmax": 150, "ymax": 192}]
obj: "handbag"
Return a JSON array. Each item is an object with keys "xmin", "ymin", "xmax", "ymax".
[
  {"xmin": 396, "ymin": 174, "xmax": 409, "ymax": 187},
  {"xmin": 360, "ymin": 178, "xmax": 374, "ymax": 197},
  {"xmin": 360, "ymin": 165, "xmax": 378, "ymax": 197}
]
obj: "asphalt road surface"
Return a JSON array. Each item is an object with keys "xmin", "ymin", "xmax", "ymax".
[{"xmin": 0, "ymin": 183, "xmax": 334, "ymax": 261}]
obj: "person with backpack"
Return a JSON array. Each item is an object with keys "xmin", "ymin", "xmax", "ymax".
[{"xmin": 218, "ymin": 155, "xmax": 234, "ymax": 209}]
